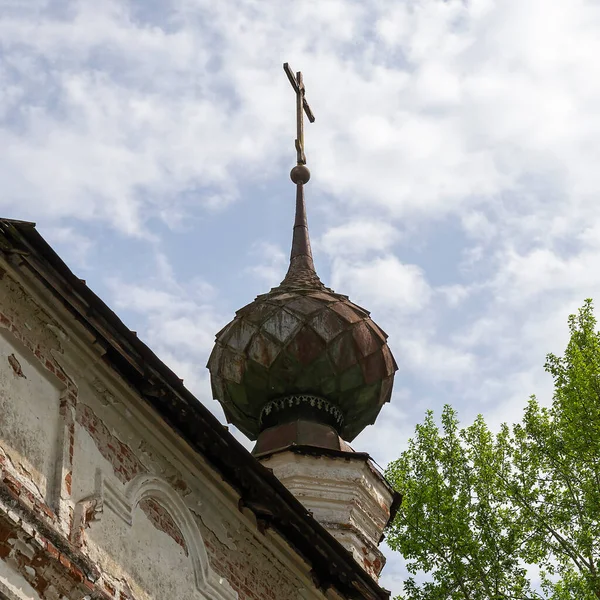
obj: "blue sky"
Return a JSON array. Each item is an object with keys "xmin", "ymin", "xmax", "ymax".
[{"xmin": 3, "ymin": 0, "xmax": 600, "ymax": 593}]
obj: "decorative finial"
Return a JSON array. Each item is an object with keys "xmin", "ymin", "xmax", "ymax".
[
  {"xmin": 283, "ymin": 63, "xmax": 315, "ymax": 178},
  {"xmin": 290, "ymin": 165, "xmax": 311, "ymax": 184},
  {"xmin": 280, "ymin": 63, "xmax": 321, "ymax": 289}
]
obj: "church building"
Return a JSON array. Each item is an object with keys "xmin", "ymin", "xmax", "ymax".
[{"xmin": 0, "ymin": 65, "xmax": 400, "ymax": 600}]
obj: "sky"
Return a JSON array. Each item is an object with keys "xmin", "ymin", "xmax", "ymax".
[{"xmin": 2, "ymin": 0, "xmax": 600, "ymax": 594}]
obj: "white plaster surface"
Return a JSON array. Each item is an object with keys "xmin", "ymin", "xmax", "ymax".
[
  {"xmin": 259, "ymin": 451, "xmax": 394, "ymax": 578},
  {"xmin": 0, "ymin": 330, "xmax": 62, "ymax": 502},
  {"xmin": 0, "ymin": 558, "xmax": 39, "ymax": 600},
  {"xmin": 88, "ymin": 500, "xmax": 197, "ymax": 599}
]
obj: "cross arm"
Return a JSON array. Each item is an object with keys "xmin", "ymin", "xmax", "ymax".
[{"xmin": 283, "ymin": 63, "xmax": 316, "ymax": 123}]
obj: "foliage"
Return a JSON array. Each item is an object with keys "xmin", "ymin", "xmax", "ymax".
[
  {"xmin": 386, "ymin": 405, "xmax": 540, "ymax": 599},
  {"xmin": 386, "ymin": 300, "xmax": 600, "ymax": 599}
]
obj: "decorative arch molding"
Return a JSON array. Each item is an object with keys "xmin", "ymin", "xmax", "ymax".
[
  {"xmin": 125, "ymin": 474, "xmax": 237, "ymax": 600},
  {"xmin": 73, "ymin": 470, "xmax": 237, "ymax": 600}
]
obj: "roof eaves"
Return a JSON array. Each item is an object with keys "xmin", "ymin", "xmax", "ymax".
[{"xmin": 0, "ymin": 218, "xmax": 390, "ymax": 600}]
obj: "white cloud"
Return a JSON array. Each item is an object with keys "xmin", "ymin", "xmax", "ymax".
[
  {"xmin": 109, "ymin": 276, "xmax": 224, "ymax": 359},
  {"xmin": 2, "ymin": 0, "xmax": 600, "ymax": 239},
  {"xmin": 244, "ymin": 241, "xmax": 287, "ymax": 287},
  {"xmin": 332, "ymin": 255, "xmax": 431, "ymax": 313},
  {"xmin": 354, "ymin": 397, "xmax": 413, "ymax": 468},
  {"xmin": 399, "ymin": 333, "xmax": 476, "ymax": 383},
  {"xmin": 43, "ymin": 226, "xmax": 94, "ymax": 268},
  {"xmin": 4, "ymin": 0, "xmax": 600, "ymax": 594},
  {"xmin": 319, "ymin": 220, "xmax": 399, "ymax": 258},
  {"xmin": 437, "ymin": 283, "xmax": 472, "ymax": 307},
  {"xmin": 105, "ymin": 247, "xmax": 227, "ymax": 408}
]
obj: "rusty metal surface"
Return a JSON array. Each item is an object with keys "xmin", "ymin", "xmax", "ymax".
[
  {"xmin": 208, "ymin": 271, "xmax": 398, "ymax": 440},
  {"xmin": 280, "ymin": 183, "xmax": 323, "ymax": 289},
  {"xmin": 0, "ymin": 218, "xmax": 391, "ymax": 600},
  {"xmin": 208, "ymin": 179, "xmax": 398, "ymax": 438},
  {"xmin": 207, "ymin": 115, "xmax": 398, "ymax": 439},
  {"xmin": 283, "ymin": 62, "xmax": 315, "ymax": 166},
  {"xmin": 253, "ymin": 420, "xmax": 344, "ymax": 456}
]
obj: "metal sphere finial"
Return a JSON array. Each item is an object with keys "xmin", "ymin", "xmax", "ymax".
[{"xmin": 290, "ymin": 165, "xmax": 311, "ymax": 185}]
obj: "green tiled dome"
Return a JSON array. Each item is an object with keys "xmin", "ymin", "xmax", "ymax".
[{"xmin": 207, "ymin": 184, "xmax": 397, "ymax": 441}]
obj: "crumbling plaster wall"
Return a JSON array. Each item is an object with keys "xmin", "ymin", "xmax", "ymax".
[
  {"xmin": 259, "ymin": 452, "xmax": 393, "ymax": 580},
  {"xmin": 0, "ymin": 262, "xmax": 340, "ymax": 600}
]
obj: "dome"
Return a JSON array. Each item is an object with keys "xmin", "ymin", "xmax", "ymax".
[{"xmin": 207, "ymin": 184, "xmax": 397, "ymax": 442}]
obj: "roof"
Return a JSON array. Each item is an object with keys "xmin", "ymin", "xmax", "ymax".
[
  {"xmin": 0, "ymin": 218, "xmax": 391, "ymax": 600},
  {"xmin": 207, "ymin": 181, "xmax": 398, "ymax": 441}
]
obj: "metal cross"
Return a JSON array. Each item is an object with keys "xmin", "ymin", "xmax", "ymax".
[{"xmin": 283, "ymin": 62, "xmax": 315, "ymax": 166}]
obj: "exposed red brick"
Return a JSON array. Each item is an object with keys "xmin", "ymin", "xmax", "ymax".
[
  {"xmin": 0, "ymin": 311, "xmax": 77, "ymax": 392},
  {"xmin": 21, "ymin": 487, "xmax": 35, "ymax": 507},
  {"xmin": 76, "ymin": 404, "xmax": 145, "ymax": 484},
  {"xmin": 196, "ymin": 515, "xmax": 300, "ymax": 600},
  {"xmin": 59, "ymin": 553, "xmax": 71, "ymax": 569},
  {"xmin": 0, "ymin": 521, "xmax": 108, "ymax": 599},
  {"xmin": 104, "ymin": 581, "xmax": 116, "ymax": 596},
  {"xmin": 3, "ymin": 473, "xmax": 22, "ymax": 498},
  {"xmin": 7, "ymin": 353, "xmax": 25, "ymax": 378},
  {"xmin": 38, "ymin": 503, "xmax": 55, "ymax": 520},
  {"xmin": 46, "ymin": 542, "xmax": 60, "ymax": 559},
  {"xmin": 139, "ymin": 498, "xmax": 188, "ymax": 555}
]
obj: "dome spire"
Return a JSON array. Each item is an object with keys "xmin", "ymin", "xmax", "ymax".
[
  {"xmin": 207, "ymin": 64, "xmax": 397, "ymax": 444},
  {"xmin": 281, "ymin": 62, "xmax": 322, "ymax": 290},
  {"xmin": 281, "ymin": 179, "xmax": 323, "ymax": 288}
]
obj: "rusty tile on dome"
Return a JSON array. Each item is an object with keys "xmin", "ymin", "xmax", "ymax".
[
  {"xmin": 379, "ymin": 375, "xmax": 394, "ymax": 405},
  {"xmin": 226, "ymin": 381, "xmax": 248, "ymax": 407},
  {"xmin": 308, "ymin": 291, "xmax": 336, "ymax": 303},
  {"xmin": 360, "ymin": 351, "xmax": 387, "ymax": 385},
  {"xmin": 330, "ymin": 302, "xmax": 363, "ymax": 324},
  {"xmin": 310, "ymin": 308, "xmax": 346, "ymax": 343},
  {"xmin": 381, "ymin": 344, "xmax": 397, "ymax": 375},
  {"xmin": 368, "ymin": 321, "xmax": 388, "ymax": 343},
  {"xmin": 339, "ymin": 364, "xmax": 364, "ymax": 392},
  {"xmin": 223, "ymin": 401, "xmax": 252, "ymax": 428},
  {"xmin": 210, "ymin": 376, "xmax": 226, "ymax": 402},
  {"xmin": 220, "ymin": 350, "xmax": 245, "ymax": 384},
  {"xmin": 215, "ymin": 320, "xmax": 235, "ymax": 340},
  {"xmin": 287, "ymin": 325, "xmax": 325, "ymax": 366},
  {"xmin": 328, "ymin": 331, "xmax": 359, "ymax": 372},
  {"xmin": 269, "ymin": 351, "xmax": 302, "ymax": 391},
  {"xmin": 247, "ymin": 332, "xmax": 280, "ymax": 368},
  {"xmin": 339, "ymin": 387, "xmax": 360, "ymax": 414},
  {"xmin": 262, "ymin": 309, "xmax": 302, "ymax": 344},
  {"xmin": 352, "ymin": 321, "xmax": 380, "ymax": 357},
  {"xmin": 356, "ymin": 381, "xmax": 382, "ymax": 408},
  {"xmin": 347, "ymin": 301, "xmax": 371, "ymax": 317},
  {"xmin": 223, "ymin": 319, "xmax": 257, "ymax": 352},
  {"xmin": 221, "ymin": 404, "xmax": 235, "ymax": 424},
  {"xmin": 240, "ymin": 302, "xmax": 278, "ymax": 325},
  {"xmin": 235, "ymin": 301, "xmax": 257, "ymax": 317},
  {"xmin": 206, "ymin": 344, "xmax": 223, "ymax": 370},
  {"xmin": 285, "ymin": 295, "xmax": 323, "ymax": 316},
  {"xmin": 270, "ymin": 292, "xmax": 297, "ymax": 303},
  {"xmin": 297, "ymin": 353, "xmax": 333, "ymax": 388},
  {"xmin": 321, "ymin": 375, "xmax": 337, "ymax": 397},
  {"xmin": 243, "ymin": 358, "xmax": 269, "ymax": 390}
]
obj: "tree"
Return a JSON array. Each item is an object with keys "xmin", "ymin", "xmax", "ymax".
[
  {"xmin": 385, "ymin": 405, "xmax": 540, "ymax": 600},
  {"xmin": 386, "ymin": 300, "xmax": 600, "ymax": 599}
]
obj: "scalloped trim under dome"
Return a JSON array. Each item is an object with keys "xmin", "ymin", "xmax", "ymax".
[{"xmin": 260, "ymin": 394, "xmax": 344, "ymax": 430}]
